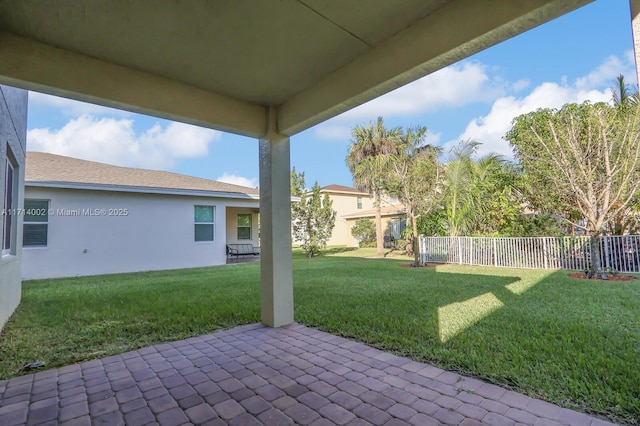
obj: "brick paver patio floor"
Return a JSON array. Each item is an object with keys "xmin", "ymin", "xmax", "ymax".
[{"xmin": 0, "ymin": 323, "xmax": 617, "ymax": 426}]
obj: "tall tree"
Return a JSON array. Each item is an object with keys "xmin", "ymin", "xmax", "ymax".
[
  {"xmin": 506, "ymin": 101, "xmax": 640, "ymax": 274},
  {"xmin": 386, "ymin": 126, "xmax": 440, "ymax": 265},
  {"xmin": 290, "ymin": 167, "xmax": 305, "ymax": 197},
  {"xmin": 346, "ymin": 117, "xmax": 401, "ymax": 257},
  {"xmin": 290, "ymin": 170, "xmax": 337, "ymax": 257},
  {"xmin": 516, "ymin": 158, "xmax": 582, "ymax": 234}
]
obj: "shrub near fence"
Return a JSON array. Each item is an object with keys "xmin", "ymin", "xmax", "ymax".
[{"xmin": 419, "ymin": 235, "xmax": 640, "ymax": 273}]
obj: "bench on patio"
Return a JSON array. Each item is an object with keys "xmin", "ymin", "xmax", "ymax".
[{"xmin": 226, "ymin": 244, "xmax": 260, "ymax": 262}]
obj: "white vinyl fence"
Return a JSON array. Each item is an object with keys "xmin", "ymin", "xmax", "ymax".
[{"xmin": 418, "ymin": 235, "xmax": 640, "ymax": 273}]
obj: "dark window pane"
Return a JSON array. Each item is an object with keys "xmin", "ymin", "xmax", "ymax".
[
  {"xmin": 237, "ymin": 227, "xmax": 251, "ymax": 240},
  {"xmin": 23, "ymin": 224, "xmax": 48, "ymax": 246},
  {"xmin": 24, "ymin": 200, "xmax": 48, "ymax": 222},
  {"xmin": 237, "ymin": 214, "xmax": 251, "ymax": 227},
  {"xmin": 195, "ymin": 224, "xmax": 214, "ymax": 241},
  {"xmin": 194, "ymin": 206, "xmax": 214, "ymax": 223},
  {"xmin": 2, "ymin": 214, "xmax": 10, "ymax": 251}
]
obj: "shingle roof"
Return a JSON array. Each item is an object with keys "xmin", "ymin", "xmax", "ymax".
[
  {"xmin": 25, "ymin": 152, "xmax": 259, "ymax": 196},
  {"xmin": 320, "ymin": 184, "xmax": 368, "ymax": 195}
]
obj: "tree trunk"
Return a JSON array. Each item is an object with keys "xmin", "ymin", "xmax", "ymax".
[
  {"xmin": 375, "ymin": 191, "xmax": 384, "ymax": 258},
  {"xmin": 412, "ymin": 213, "xmax": 420, "ymax": 266},
  {"xmin": 589, "ymin": 234, "xmax": 601, "ymax": 276}
]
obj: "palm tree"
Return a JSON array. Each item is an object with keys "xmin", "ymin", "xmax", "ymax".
[
  {"xmin": 612, "ymin": 74, "xmax": 638, "ymax": 109},
  {"xmin": 442, "ymin": 140, "xmax": 478, "ymax": 236},
  {"xmin": 346, "ymin": 117, "xmax": 401, "ymax": 257},
  {"xmin": 467, "ymin": 153, "xmax": 511, "ymax": 234},
  {"xmin": 441, "ymin": 140, "xmax": 504, "ymax": 236}
]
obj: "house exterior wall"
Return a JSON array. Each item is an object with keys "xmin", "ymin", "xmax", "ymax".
[
  {"xmin": 22, "ymin": 186, "xmax": 259, "ymax": 279},
  {"xmin": 324, "ymin": 191, "xmax": 373, "ymax": 247},
  {"xmin": 294, "ymin": 187, "xmax": 405, "ymax": 248},
  {"xmin": 225, "ymin": 207, "xmax": 260, "ymax": 246},
  {"xmin": 343, "ymin": 217, "xmax": 362, "ymax": 247},
  {"xmin": 0, "ymin": 85, "xmax": 28, "ymax": 329}
]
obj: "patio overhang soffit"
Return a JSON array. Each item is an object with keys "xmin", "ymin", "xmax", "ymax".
[{"xmin": 0, "ymin": 0, "xmax": 592, "ymax": 139}]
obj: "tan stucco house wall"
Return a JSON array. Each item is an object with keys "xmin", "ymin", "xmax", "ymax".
[{"xmin": 317, "ymin": 185, "xmax": 406, "ymax": 247}]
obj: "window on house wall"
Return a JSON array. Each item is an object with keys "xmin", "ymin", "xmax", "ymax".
[
  {"xmin": 237, "ymin": 214, "xmax": 251, "ymax": 240},
  {"xmin": 357, "ymin": 197, "xmax": 363, "ymax": 209},
  {"xmin": 194, "ymin": 205, "xmax": 214, "ymax": 241},
  {"xmin": 2, "ymin": 155, "xmax": 16, "ymax": 255},
  {"xmin": 389, "ymin": 217, "xmax": 407, "ymax": 240},
  {"xmin": 23, "ymin": 199, "xmax": 49, "ymax": 247}
]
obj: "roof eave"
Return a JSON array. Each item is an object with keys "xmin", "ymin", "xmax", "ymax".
[
  {"xmin": 318, "ymin": 189, "xmax": 369, "ymax": 196},
  {"xmin": 341, "ymin": 210, "xmax": 406, "ymax": 219},
  {"xmin": 25, "ymin": 181, "xmax": 261, "ymax": 200}
]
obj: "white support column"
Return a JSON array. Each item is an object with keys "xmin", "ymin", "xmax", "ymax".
[
  {"xmin": 259, "ymin": 106, "xmax": 294, "ymax": 327},
  {"xmin": 631, "ymin": 0, "xmax": 640, "ymax": 86}
]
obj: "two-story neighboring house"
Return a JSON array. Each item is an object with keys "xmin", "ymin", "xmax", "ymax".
[{"xmin": 318, "ymin": 184, "xmax": 406, "ymax": 247}]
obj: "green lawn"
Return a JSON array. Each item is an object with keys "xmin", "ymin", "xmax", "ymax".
[{"xmin": 1, "ymin": 252, "xmax": 638, "ymax": 424}]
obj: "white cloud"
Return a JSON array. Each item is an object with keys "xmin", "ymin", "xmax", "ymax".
[
  {"xmin": 314, "ymin": 61, "xmax": 507, "ymax": 140},
  {"xmin": 511, "ymin": 79, "xmax": 530, "ymax": 93},
  {"xmin": 217, "ymin": 173, "xmax": 258, "ymax": 188},
  {"xmin": 344, "ymin": 61, "xmax": 502, "ymax": 118},
  {"xmin": 575, "ymin": 55, "xmax": 627, "ymax": 90},
  {"xmin": 625, "ymin": 50, "xmax": 637, "ymax": 72},
  {"xmin": 427, "ymin": 131, "xmax": 442, "ymax": 147},
  {"xmin": 447, "ymin": 84, "xmax": 610, "ymax": 158},
  {"xmin": 27, "ymin": 116, "xmax": 221, "ymax": 169},
  {"xmin": 29, "ymin": 92, "xmax": 131, "ymax": 117},
  {"xmin": 313, "ymin": 124, "xmax": 352, "ymax": 141},
  {"xmin": 446, "ymin": 53, "xmax": 636, "ymax": 158}
]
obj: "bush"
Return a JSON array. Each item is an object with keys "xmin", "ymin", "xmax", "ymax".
[
  {"xmin": 504, "ymin": 214, "xmax": 564, "ymax": 237},
  {"xmin": 351, "ymin": 219, "xmax": 376, "ymax": 245},
  {"xmin": 405, "ymin": 210, "xmax": 447, "ymax": 237},
  {"xmin": 359, "ymin": 240, "xmax": 377, "ymax": 248}
]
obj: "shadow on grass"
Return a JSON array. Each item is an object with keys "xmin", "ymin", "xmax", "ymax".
[
  {"xmin": 294, "ymin": 260, "xmax": 524, "ymax": 346},
  {"xmin": 320, "ymin": 246, "xmax": 360, "ymax": 255},
  {"xmin": 292, "ymin": 246, "xmax": 360, "ymax": 260}
]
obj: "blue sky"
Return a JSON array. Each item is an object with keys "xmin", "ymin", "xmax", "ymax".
[{"xmin": 26, "ymin": 0, "xmax": 637, "ymax": 189}]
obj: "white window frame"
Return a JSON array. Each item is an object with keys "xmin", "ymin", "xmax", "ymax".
[
  {"xmin": 357, "ymin": 197, "xmax": 363, "ymax": 210},
  {"xmin": 23, "ymin": 199, "xmax": 49, "ymax": 248},
  {"xmin": 194, "ymin": 205, "xmax": 215, "ymax": 242}
]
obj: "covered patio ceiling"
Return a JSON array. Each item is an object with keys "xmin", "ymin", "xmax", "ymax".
[{"xmin": 0, "ymin": 0, "xmax": 593, "ymax": 138}]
